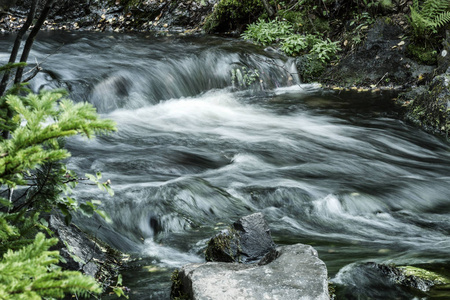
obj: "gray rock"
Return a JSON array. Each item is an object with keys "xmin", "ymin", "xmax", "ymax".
[
  {"xmin": 437, "ymin": 29, "xmax": 450, "ymax": 74},
  {"xmin": 320, "ymin": 18, "xmax": 434, "ymax": 87},
  {"xmin": 404, "ymin": 68, "xmax": 450, "ymax": 135},
  {"xmin": 49, "ymin": 215, "xmax": 103, "ymax": 277},
  {"xmin": 172, "ymin": 243, "xmax": 330, "ymax": 300},
  {"xmin": 49, "ymin": 215, "xmax": 122, "ymax": 289},
  {"xmin": 205, "ymin": 212, "xmax": 276, "ymax": 264}
]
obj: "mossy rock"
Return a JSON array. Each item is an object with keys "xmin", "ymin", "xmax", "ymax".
[
  {"xmin": 278, "ymin": 9, "xmax": 330, "ymax": 35},
  {"xmin": 373, "ymin": 263, "xmax": 450, "ymax": 293},
  {"xmin": 204, "ymin": 227, "xmax": 241, "ymax": 262},
  {"xmin": 203, "ymin": 0, "xmax": 263, "ymax": 33},
  {"xmin": 407, "ymin": 43, "xmax": 438, "ymax": 65},
  {"xmin": 397, "ymin": 266, "xmax": 450, "ymax": 287},
  {"xmin": 405, "ymin": 71, "xmax": 450, "ymax": 135},
  {"xmin": 205, "ymin": 213, "xmax": 276, "ymax": 264}
]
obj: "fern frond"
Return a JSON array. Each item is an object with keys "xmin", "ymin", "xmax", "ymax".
[
  {"xmin": 409, "ymin": 0, "xmax": 450, "ymax": 36},
  {"xmin": 421, "ymin": 0, "xmax": 450, "ymax": 18},
  {"xmin": 433, "ymin": 11, "xmax": 450, "ymax": 28}
]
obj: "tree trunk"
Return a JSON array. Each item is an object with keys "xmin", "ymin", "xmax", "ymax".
[
  {"xmin": 1, "ymin": 0, "xmax": 55, "ymax": 139},
  {"xmin": 261, "ymin": 0, "xmax": 275, "ymax": 17},
  {"xmin": 14, "ymin": 0, "xmax": 56, "ymax": 85},
  {"xmin": 0, "ymin": 0, "xmax": 38, "ymax": 97}
]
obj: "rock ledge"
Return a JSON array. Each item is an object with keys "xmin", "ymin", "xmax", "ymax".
[{"xmin": 172, "ymin": 243, "xmax": 330, "ymax": 300}]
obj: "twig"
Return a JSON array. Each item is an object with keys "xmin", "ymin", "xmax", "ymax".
[
  {"xmin": 375, "ymin": 72, "xmax": 389, "ymax": 87},
  {"xmin": 22, "ymin": 66, "xmax": 42, "ymax": 83},
  {"xmin": 7, "ymin": 187, "xmax": 14, "ymax": 213},
  {"xmin": 8, "ymin": 43, "xmax": 65, "ymax": 86}
]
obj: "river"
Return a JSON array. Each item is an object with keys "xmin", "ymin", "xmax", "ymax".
[{"xmin": 1, "ymin": 32, "xmax": 450, "ymax": 299}]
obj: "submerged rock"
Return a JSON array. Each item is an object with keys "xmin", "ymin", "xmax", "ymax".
[
  {"xmin": 172, "ymin": 243, "xmax": 330, "ymax": 300},
  {"xmin": 204, "ymin": 212, "xmax": 277, "ymax": 264},
  {"xmin": 372, "ymin": 263, "xmax": 450, "ymax": 292}
]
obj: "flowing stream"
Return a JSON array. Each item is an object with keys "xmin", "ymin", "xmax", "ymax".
[{"xmin": 1, "ymin": 32, "xmax": 450, "ymax": 299}]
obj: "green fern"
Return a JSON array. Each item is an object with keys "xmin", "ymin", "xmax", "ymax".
[
  {"xmin": 434, "ymin": 11, "xmax": 450, "ymax": 28},
  {"xmin": 409, "ymin": 0, "xmax": 450, "ymax": 36}
]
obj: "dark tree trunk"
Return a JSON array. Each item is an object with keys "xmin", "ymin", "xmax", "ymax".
[
  {"xmin": 261, "ymin": 0, "xmax": 275, "ymax": 17},
  {"xmin": 14, "ymin": 0, "xmax": 56, "ymax": 84},
  {"xmin": 0, "ymin": 0, "xmax": 38, "ymax": 97},
  {"xmin": 1, "ymin": 0, "xmax": 55, "ymax": 139}
]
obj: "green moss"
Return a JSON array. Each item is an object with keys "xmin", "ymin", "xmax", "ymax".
[
  {"xmin": 170, "ymin": 269, "xmax": 190, "ymax": 300},
  {"xmin": 398, "ymin": 266, "xmax": 450, "ymax": 286},
  {"xmin": 407, "ymin": 43, "xmax": 438, "ymax": 65},
  {"xmin": 296, "ymin": 54, "xmax": 327, "ymax": 82},
  {"xmin": 328, "ymin": 280, "xmax": 337, "ymax": 300},
  {"xmin": 203, "ymin": 0, "xmax": 264, "ymax": 33},
  {"xmin": 278, "ymin": 9, "xmax": 330, "ymax": 35},
  {"xmin": 204, "ymin": 227, "xmax": 241, "ymax": 262}
]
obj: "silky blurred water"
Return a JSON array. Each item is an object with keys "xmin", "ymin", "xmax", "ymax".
[{"xmin": 1, "ymin": 32, "xmax": 449, "ymax": 299}]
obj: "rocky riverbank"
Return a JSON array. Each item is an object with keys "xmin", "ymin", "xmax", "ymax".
[
  {"xmin": 2, "ymin": 1, "xmax": 449, "ymax": 136},
  {"xmin": 0, "ymin": 0, "xmax": 217, "ymax": 33}
]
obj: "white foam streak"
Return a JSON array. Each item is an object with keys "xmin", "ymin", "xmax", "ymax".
[
  {"xmin": 142, "ymin": 239, "xmax": 202, "ymax": 268},
  {"xmin": 109, "ymin": 90, "xmax": 350, "ymax": 144}
]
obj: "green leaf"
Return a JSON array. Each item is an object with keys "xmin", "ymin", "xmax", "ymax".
[
  {"xmin": 85, "ymin": 173, "xmax": 97, "ymax": 182},
  {"xmin": 39, "ymin": 218, "xmax": 48, "ymax": 228},
  {"xmin": 79, "ymin": 203, "xmax": 94, "ymax": 217},
  {"xmin": 95, "ymin": 209, "xmax": 112, "ymax": 224},
  {"xmin": 113, "ymin": 287, "xmax": 129, "ymax": 298},
  {"xmin": 90, "ymin": 200, "xmax": 102, "ymax": 206},
  {"xmin": 105, "ymin": 184, "xmax": 114, "ymax": 196}
]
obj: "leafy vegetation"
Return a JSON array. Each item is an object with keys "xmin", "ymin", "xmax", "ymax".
[
  {"xmin": 241, "ymin": 18, "xmax": 294, "ymax": 45},
  {"xmin": 408, "ymin": 0, "xmax": 450, "ymax": 38},
  {"xmin": 203, "ymin": 0, "xmax": 263, "ymax": 33},
  {"xmin": 242, "ymin": 17, "xmax": 341, "ymax": 81},
  {"xmin": 0, "ymin": 84, "xmax": 117, "ymax": 299},
  {"xmin": 231, "ymin": 66, "xmax": 260, "ymax": 88},
  {"xmin": 405, "ymin": 0, "xmax": 450, "ymax": 65},
  {"xmin": 0, "ymin": 232, "xmax": 102, "ymax": 299}
]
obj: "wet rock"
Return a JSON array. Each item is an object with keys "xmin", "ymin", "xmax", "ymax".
[
  {"xmin": 14, "ymin": 0, "xmax": 91, "ymax": 20},
  {"xmin": 0, "ymin": 0, "xmax": 17, "ymax": 11},
  {"xmin": 437, "ymin": 29, "xmax": 450, "ymax": 74},
  {"xmin": 49, "ymin": 215, "xmax": 124, "ymax": 289},
  {"xmin": 205, "ymin": 212, "xmax": 277, "ymax": 264},
  {"xmin": 172, "ymin": 243, "xmax": 330, "ymax": 300},
  {"xmin": 320, "ymin": 18, "xmax": 434, "ymax": 87},
  {"xmin": 370, "ymin": 263, "xmax": 450, "ymax": 292},
  {"xmin": 333, "ymin": 262, "xmax": 450, "ymax": 299},
  {"xmin": 375, "ymin": 264, "xmax": 438, "ymax": 292},
  {"xmin": 403, "ymin": 68, "xmax": 450, "ymax": 135}
]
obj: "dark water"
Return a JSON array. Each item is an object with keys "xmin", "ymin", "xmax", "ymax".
[{"xmin": 1, "ymin": 32, "xmax": 450, "ymax": 299}]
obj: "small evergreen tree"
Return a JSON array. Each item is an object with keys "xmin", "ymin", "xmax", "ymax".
[{"xmin": 0, "ymin": 88, "xmax": 117, "ymax": 299}]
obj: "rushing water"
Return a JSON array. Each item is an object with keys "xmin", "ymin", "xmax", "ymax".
[{"xmin": 1, "ymin": 32, "xmax": 450, "ymax": 299}]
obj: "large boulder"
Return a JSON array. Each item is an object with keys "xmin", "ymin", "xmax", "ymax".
[
  {"xmin": 403, "ymin": 67, "xmax": 450, "ymax": 135},
  {"xmin": 49, "ymin": 215, "xmax": 123, "ymax": 289},
  {"xmin": 320, "ymin": 18, "xmax": 434, "ymax": 87},
  {"xmin": 204, "ymin": 212, "xmax": 277, "ymax": 264},
  {"xmin": 172, "ymin": 243, "xmax": 330, "ymax": 300}
]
